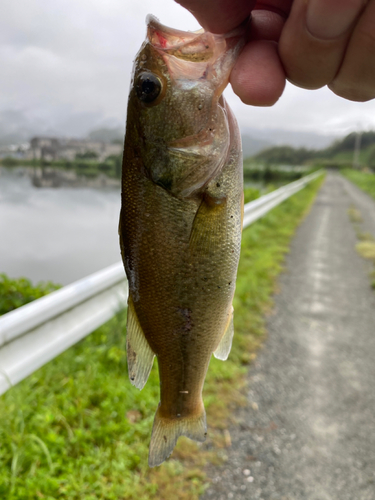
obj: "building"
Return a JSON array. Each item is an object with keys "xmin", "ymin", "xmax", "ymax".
[
  {"xmin": 27, "ymin": 137, "xmax": 122, "ymax": 162},
  {"xmin": 0, "ymin": 143, "xmax": 29, "ymax": 159}
]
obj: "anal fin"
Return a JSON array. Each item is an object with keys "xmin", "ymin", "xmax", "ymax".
[
  {"xmin": 149, "ymin": 402, "xmax": 207, "ymax": 467},
  {"xmin": 126, "ymin": 296, "xmax": 155, "ymax": 390},
  {"xmin": 213, "ymin": 306, "xmax": 234, "ymax": 361}
]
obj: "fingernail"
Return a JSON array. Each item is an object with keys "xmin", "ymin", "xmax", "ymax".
[{"xmin": 306, "ymin": 0, "xmax": 364, "ymax": 39}]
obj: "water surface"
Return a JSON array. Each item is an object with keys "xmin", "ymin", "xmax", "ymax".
[{"xmin": 0, "ymin": 167, "xmax": 122, "ymax": 285}]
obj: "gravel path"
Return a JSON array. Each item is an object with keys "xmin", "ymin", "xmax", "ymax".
[{"xmin": 201, "ymin": 173, "xmax": 375, "ymax": 500}]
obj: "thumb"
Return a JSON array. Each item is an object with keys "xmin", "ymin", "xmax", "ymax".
[{"xmin": 175, "ymin": 0, "xmax": 256, "ymax": 33}]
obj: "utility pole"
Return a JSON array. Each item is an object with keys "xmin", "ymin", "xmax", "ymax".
[{"xmin": 352, "ymin": 130, "xmax": 361, "ymax": 170}]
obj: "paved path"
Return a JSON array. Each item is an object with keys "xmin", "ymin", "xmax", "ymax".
[{"xmin": 201, "ymin": 173, "xmax": 375, "ymax": 500}]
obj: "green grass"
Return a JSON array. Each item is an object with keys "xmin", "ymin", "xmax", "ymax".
[
  {"xmin": 243, "ymin": 185, "xmax": 261, "ymax": 204},
  {"xmin": 0, "ymin": 175, "xmax": 325, "ymax": 499},
  {"xmin": 371, "ymin": 269, "xmax": 375, "ymax": 290},
  {"xmin": 342, "ymin": 169, "xmax": 375, "ymax": 199},
  {"xmin": 0, "ymin": 274, "xmax": 60, "ymax": 315}
]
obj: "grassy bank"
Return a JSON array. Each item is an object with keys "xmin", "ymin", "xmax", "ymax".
[
  {"xmin": 0, "ymin": 175, "xmax": 325, "ymax": 499},
  {"xmin": 341, "ymin": 169, "xmax": 375, "ymax": 200}
]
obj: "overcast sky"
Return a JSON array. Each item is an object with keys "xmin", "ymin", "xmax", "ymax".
[{"xmin": 2, "ymin": 0, "xmax": 375, "ymax": 139}]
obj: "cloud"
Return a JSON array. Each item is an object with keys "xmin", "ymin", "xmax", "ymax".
[
  {"xmin": 1, "ymin": 0, "xmax": 374, "ymax": 140},
  {"xmin": 0, "ymin": 0, "xmax": 200, "ymax": 125},
  {"xmin": 224, "ymin": 82, "xmax": 375, "ymax": 137}
]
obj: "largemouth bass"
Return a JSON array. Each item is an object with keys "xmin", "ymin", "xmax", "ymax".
[{"xmin": 119, "ymin": 15, "xmax": 245, "ymax": 467}]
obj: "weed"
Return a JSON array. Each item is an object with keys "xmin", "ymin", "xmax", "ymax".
[
  {"xmin": 348, "ymin": 205, "xmax": 363, "ymax": 223},
  {"xmin": 357, "ymin": 232, "xmax": 375, "ymax": 242},
  {"xmin": 356, "ymin": 241, "xmax": 375, "ymax": 261}
]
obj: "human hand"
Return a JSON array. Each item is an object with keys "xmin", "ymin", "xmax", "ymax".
[{"xmin": 175, "ymin": 0, "xmax": 375, "ymax": 105}]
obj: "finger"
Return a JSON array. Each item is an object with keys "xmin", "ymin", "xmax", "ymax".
[
  {"xmin": 249, "ymin": 7, "xmax": 288, "ymax": 42},
  {"xmin": 229, "ymin": 7, "xmax": 288, "ymax": 106},
  {"xmin": 329, "ymin": 0, "xmax": 375, "ymax": 101},
  {"xmin": 279, "ymin": 0, "xmax": 367, "ymax": 90},
  {"xmin": 175, "ymin": 0, "xmax": 255, "ymax": 33},
  {"xmin": 230, "ymin": 40, "xmax": 286, "ymax": 105}
]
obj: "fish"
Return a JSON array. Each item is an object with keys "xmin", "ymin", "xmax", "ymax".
[{"xmin": 119, "ymin": 15, "xmax": 245, "ymax": 467}]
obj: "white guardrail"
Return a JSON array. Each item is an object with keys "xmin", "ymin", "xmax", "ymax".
[{"xmin": 0, "ymin": 170, "xmax": 322, "ymax": 395}]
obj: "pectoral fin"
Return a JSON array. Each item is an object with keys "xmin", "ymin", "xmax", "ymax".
[
  {"xmin": 213, "ymin": 306, "xmax": 234, "ymax": 361},
  {"xmin": 126, "ymin": 296, "xmax": 155, "ymax": 390},
  {"xmin": 189, "ymin": 192, "xmax": 227, "ymax": 254}
]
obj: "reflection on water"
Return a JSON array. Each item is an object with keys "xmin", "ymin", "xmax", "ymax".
[{"xmin": 0, "ymin": 167, "xmax": 122, "ymax": 285}]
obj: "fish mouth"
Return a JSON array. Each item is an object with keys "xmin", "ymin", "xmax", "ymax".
[
  {"xmin": 145, "ymin": 15, "xmax": 246, "ymax": 93},
  {"xmin": 146, "ymin": 14, "xmax": 246, "ymax": 55},
  {"xmin": 147, "ymin": 14, "xmax": 218, "ymax": 63}
]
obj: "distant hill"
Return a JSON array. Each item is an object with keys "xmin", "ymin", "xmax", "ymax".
[
  {"xmin": 0, "ymin": 109, "xmax": 125, "ymax": 146},
  {"xmin": 241, "ymin": 126, "xmax": 336, "ymax": 150},
  {"xmin": 251, "ymin": 130, "xmax": 375, "ymax": 169},
  {"xmin": 254, "ymin": 145, "xmax": 316, "ymax": 165},
  {"xmin": 241, "ymin": 134, "xmax": 272, "ymax": 158},
  {"xmin": 0, "ymin": 110, "xmax": 37, "ymax": 146},
  {"xmin": 325, "ymin": 131, "xmax": 375, "ymax": 156},
  {"xmin": 1, "ymin": 107, "xmax": 371, "ymax": 168}
]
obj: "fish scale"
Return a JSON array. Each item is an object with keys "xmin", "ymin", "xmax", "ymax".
[{"xmin": 119, "ymin": 14, "xmax": 245, "ymax": 467}]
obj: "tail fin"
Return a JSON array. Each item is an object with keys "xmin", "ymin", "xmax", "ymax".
[{"xmin": 148, "ymin": 403, "xmax": 207, "ymax": 467}]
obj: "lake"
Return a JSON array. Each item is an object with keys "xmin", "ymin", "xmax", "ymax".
[
  {"xmin": 0, "ymin": 167, "xmax": 122, "ymax": 285},
  {"xmin": 0, "ymin": 167, "xmax": 271, "ymax": 287}
]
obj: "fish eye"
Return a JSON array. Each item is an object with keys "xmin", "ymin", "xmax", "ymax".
[{"xmin": 135, "ymin": 72, "xmax": 162, "ymax": 103}]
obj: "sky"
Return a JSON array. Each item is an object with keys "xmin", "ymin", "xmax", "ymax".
[{"xmin": 1, "ymin": 0, "xmax": 375, "ymax": 141}]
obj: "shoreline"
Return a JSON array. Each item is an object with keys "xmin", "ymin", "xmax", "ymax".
[{"xmin": 0, "ymin": 165, "xmax": 121, "ymax": 189}]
